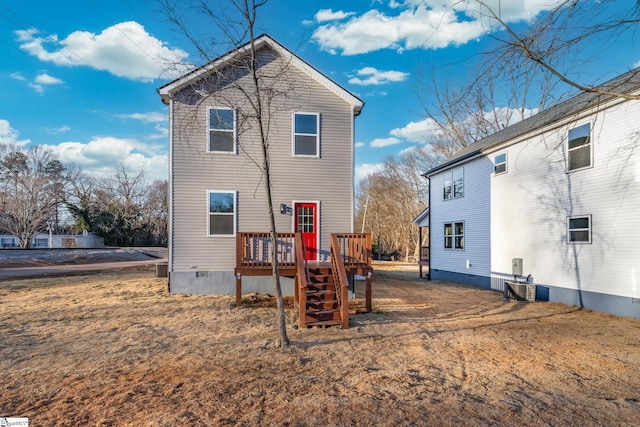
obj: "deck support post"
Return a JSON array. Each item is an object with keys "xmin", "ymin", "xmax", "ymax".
[
  {"xmin": 235, "ymin": 272, "xmax": 242, "ymax": 307},
  {"xmin": 366, "ymin": 271, "xmax": 372, "ymax": 312}
]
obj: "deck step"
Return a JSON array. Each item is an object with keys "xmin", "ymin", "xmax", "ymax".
[
  {"xmin": 309, "ymin": 274, "xmax": 333, "ymax": 282},
  {"xmin": 306, "ymin": 309, "xmax": 339, "ymax": 315},
  {"xmin": 305, "ymin": 319, "xmax": 342, "ymax": 327},
  {"xmin": 299, "ymin": 263, "xmax": 343, "ymax": 329},
  {"xmin": 306, "ymin": 289, "xmax": 335, "ymax": 296}
]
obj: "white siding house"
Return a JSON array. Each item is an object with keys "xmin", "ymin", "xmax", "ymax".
[
  {"xmin": 157, "ymin": 35, "xmax": 363, "ymax": 295},
  {"xmin": 425, "ymin": 155, "xmax": 493, "ymax": 288},
  {"xmin": 425, "ymin": 68, "xmax": 640, "ymax": 319},
  {"xmin": 0, "ymin": 232, "xmax": 104, "ymax": 249}
]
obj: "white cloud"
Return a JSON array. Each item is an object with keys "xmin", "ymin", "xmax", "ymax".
[
  {"xmin": 15, "ymin": 22, "xmax": 190, "ymax": 81},
  {"xmin": 10, "ymin": 72, "xmax": 26, "ymax": 81},
  {"xmin": 312, "ymin": 1, "xmax": 563, "ymax": 55},
  {"xmin": 370, "ymin": 137, "xmax": 401, "ymax": 148},
  {"xmin": 390, "ymin": 106, "xmax": 539, "ymax": 145},
  {"xmin": 115, "ymin": 112, "xmax": 166, "ymax": 123},
  {"xmin": 26, "ymin": 73, "xmax": 65, "ymax": 94},
  {"xmin": 148, "ymin": 124, "xmax": 169, "ymax": 140},
  {"xmin": 355, "ymin": 163, "xmax": 384, "ymax": 183},
  {"xmin": 355, "ymin": 142, "xmax": 365, "ymax": 148},
  {"xmin": 35, "ymin": 73, "xmax": 63, "ymax": 85},
  {"xmin": 349, "ymin": 66, "xmax": 409, "ymax": 86},
  {"xmin": 390, "ymin": 118, "xmax": 441, "ymax": 143},
  {"xmin": 0, "ymin": 119, "xmax": 31, "ymax": 146},
  {"xmin": 46, "ymin": 126, "xmax": 72, "ymax": 134},
  {"xmin": 314, "ymin": 9, "xmax": 356, "ymax": 22},
  {"xmin": 45, "ymin": 136, "xmax": 167, "ymax": 181}
]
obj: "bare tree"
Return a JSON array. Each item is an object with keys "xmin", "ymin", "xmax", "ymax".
[
  {"xmin": 0, "ymin": 145, "xmax": 71, "ymax": 248},
  {"xmin": 356, "ymin": 146, "xmax": 434, "ymax": 260},
  {"xmin": 474, "ymin": 0, "xmax": 640, "ymax": 100},
  {"xmin": 418, "ymin": 1, "xmax": 640, "ymax": 160},
  {"xmin": 93, "ymin": 165, "xmax": 146, "ymax": 247},
  {"xmin": 140, "ymin": 179, "xmax": 168, "ymax": 246},
  {"xmin": 64, "ymin": 172, "xmax": 97, "ymax": 234},
  {"xmin": 161, "ymin": 0, "xmax": 293, "ymax": 349}
]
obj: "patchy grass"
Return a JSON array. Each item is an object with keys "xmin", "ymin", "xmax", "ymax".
[{"xmin": 1, "ymin": 265, "xmax": 639, "ymax": 426}]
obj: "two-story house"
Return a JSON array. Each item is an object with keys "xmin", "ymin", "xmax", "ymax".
[
  {"xmin": 425, "ymin": 68, "xmax": 640, "ymax": 319},
  {"xmin": 157, "ymin": 34, "xmax": 365, "ymax": 298}
]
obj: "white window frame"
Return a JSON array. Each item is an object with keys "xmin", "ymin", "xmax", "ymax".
[
  {"xmin": 292, "ymin": 112, "xmax": 320, "ymax": 157},
  {"xmin": 207, "ymin": 190, "xmax": 237, "ymax": 237},
  {"xmin": 444, "ymin": 221, "xmax": 464, "ymax": 250},
  {"xmin": 443, "ymin": 167, "xmax": 464, "ymax": 200},
  {"xmin": 1, "ymin": 237, "xmax": 15, "ymax": 248},
  {"xmin": 207, "ymin": 107, "xmax": 236, "ymax": 154},
  {"xmin": 34, "ymin": 237, "xmax": 48, "ymax": 248},
  {"xmin": 567, "ymin": 215, "xmax": 591, "ymax": 244},
  {"xmin": 567, "ymin": 122, "xmax": 592, "ymax": 172},
  {"xmin": 494, "ymin": 152, "xmax": 507, "ymax": 175}
]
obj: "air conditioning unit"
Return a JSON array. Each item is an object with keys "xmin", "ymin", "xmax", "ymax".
[{"xmin": 504, "ymin": 281, "xmax": 536, "ymax": 302}]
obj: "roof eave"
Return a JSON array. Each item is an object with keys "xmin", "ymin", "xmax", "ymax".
[
  {"xmin": 156, "ymin": 34, "xmax": 363, "ymax": 115},
  {"xmin": 423, "ymin": 150, "xmax": 482, "ymax": 177}
]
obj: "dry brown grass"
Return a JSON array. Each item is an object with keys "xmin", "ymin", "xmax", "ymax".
[{"xmin": 1, "ymin": 263, "xmax": 639, "ymax": 426}]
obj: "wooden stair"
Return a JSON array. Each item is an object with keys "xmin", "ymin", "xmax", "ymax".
[{"xmin": 303, "ymin": 266, "xmax": 342, "ymax": 328}]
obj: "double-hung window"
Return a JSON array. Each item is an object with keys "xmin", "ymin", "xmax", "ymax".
[
  {"xmin": 443, "ymin": 167, "xmax": 464, "ymax": 200},
  {"xmin": 567, "ymin": 215, "xmax": 591, "ymax": 244},
  {"xmin": 208, "ymin": 107, "xmax": 236, "ymax": 153},
  {"xmin": 494, "ymin": 153, "xmax": 507, "ymax": 174},
  {"xmin": 207, "ymin": 191, "xmax": 236, "ymax": 236},
  {"xmin": 567, "ymin": 123, "xmax": 591, "ymax": 171},
  {"xmin": 293, "ymin": 112, "xmax": 319, "ymax": 157},
  {"xmin": 444, "ymin": 222, "xmax": 464, "ymax": 250}
]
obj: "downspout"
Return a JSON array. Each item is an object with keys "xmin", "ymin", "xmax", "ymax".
[
  {"xmin": 427, "ymin": 176, "xmax": 431, "ymax": 280},
  {"xmin": 168, "ymin": 97, "xmax": 174, "ymax": 291},
  {"xmin": 350, "ymin": 104, "xmax": 356, "ymax": 233}
]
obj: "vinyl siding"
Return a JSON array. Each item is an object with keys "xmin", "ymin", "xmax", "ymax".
[
  {"xmin": 429, "ymin": 157, "xmax": 492, "ymax": 279},
  {"xmin": 491, "ymin": 97, "xmax": 640, "ymax": 300},
  {"xmin": 170, "ymin": 47, "xmax": 354, "ymax": 272}
]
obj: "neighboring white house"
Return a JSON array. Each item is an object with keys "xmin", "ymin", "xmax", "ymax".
[
  {"xmin": 0, "ymin": 232, "xmax": 104, "ymax": 249},
  {"xmin": 157, "ymin": 34, "xmax": 363, "ymax": 295},
  {"xmin": 425, "ymin": 68, "xmax": 640, "ymax": 319}
]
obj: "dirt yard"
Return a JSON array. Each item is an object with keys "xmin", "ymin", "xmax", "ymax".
[{"xmin": 1, "ymin": 263, "xmax": 639, "ymax": 426}]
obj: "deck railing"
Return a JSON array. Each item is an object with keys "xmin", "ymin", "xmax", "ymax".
[
  {"xmin": 236, "ymin": 232, "xmax": 296, "ymax": 271},
  {"xmin": 330, "ymin": 234, "xmax": 350, "ymax": 329},
  {"xmin": 333, "ymin": 233, "xmax": 372, "ymax": 270},
  {"xmin": 294, "ymin": 233, "xmax": 310, "ymax": 329}
]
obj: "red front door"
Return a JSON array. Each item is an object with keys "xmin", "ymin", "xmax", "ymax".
[{"xmin": 294, "ymin": 202, "xmax": 317, "ymax": 261}]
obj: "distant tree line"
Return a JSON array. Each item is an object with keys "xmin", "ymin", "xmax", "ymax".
[
  {"xmin": 0, "ymin": 144, "xmax": 167, "ymax": 248},
  {"xmin": 355, "ymin": 146, "xmax": 437, "ymax": 261}
]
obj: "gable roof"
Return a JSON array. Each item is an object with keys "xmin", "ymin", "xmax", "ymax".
[
  {"xmin": 424, "ymin": 67, "xmax": 640, "ymax": 176},
  {"xmin": 412, "ymin": 207, "xmax": 429, "ymax": 226},
  {"xmin": 157, "ymin": 34, "xmax": 364, "ymax": 114}
]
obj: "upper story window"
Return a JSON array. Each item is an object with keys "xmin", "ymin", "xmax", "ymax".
[
  {"xmin": 208, "ymin": 191, "xmax": 236, "ymax": 236},
  {"xmin": 567, "ymin": 123, "xmax": 591, "ymax": 171},
  {"xmin": 208, "ymin": 107, "xmax": 236, "ymax": 153},
  {"xmin": 444, "ymin": 221, "xmax": 464, "ymax": 250},
  {"xmin": 293, "ymin": 112, "xmax": 319, "ymax": 157},
  {"xmin": 567, "ymin": 215, "xmax": 591, "ymax": 244},
  {"xmin": 443, "ymin": 167, "xmax": 464, "ymax": 200},
  {"xmin": 494, "ymin": 153, "xmax": 507, "ymax": 175}
]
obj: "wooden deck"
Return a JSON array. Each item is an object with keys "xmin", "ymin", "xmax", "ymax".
[{"xmin": 234, "ymin": 232, "xmax": 373, "ymax": 328}]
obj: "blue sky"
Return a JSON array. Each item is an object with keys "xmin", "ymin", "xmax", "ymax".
[{"xmin": 1, "ymin": 0, "xmax": 638, "ymax": 183}]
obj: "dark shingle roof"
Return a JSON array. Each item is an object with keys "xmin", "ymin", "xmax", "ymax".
[{"xmin": 424, "ymin": 67, "xmax": 640, "ymax": 176}]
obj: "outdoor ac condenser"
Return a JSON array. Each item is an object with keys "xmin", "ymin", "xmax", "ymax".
[{"xmin": 504, "ymin": 281, "xmax": 536, "ymax": 302}]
